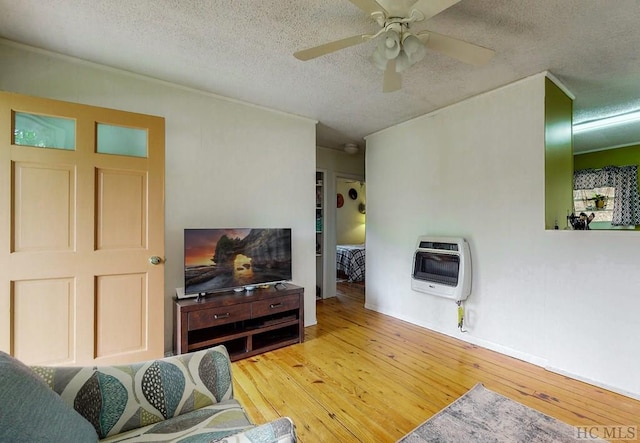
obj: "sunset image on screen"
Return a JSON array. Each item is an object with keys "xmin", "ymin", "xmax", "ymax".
[
  {"xmin": 183, "ymin": 228, "xmax": 292, "ymax": 295},
  {"xmin": 184, "ymin": 229, "xmax": 250, "ymax": 267}
]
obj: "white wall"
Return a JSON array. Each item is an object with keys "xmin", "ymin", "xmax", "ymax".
[
  {"xmin": 0, "ymin": 41, "xmax": 318, "ymax": 354},
  {"xmin": 365, "ymin": 72, "xmax": 640, "ymax": 399}
]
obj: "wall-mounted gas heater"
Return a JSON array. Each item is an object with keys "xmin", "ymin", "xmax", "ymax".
[{"xmin": 411, "ymin": 236, "xmax": 471, "ymax": 302}]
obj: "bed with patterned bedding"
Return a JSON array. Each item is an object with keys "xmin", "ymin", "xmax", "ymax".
[{"xmin": 336, "ymin": 244, "xmax": 365, "ymax": 282}]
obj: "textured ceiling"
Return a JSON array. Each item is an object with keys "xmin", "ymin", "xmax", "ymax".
[{"xmin": 1, "ymin": 0, "xmax": 640, "ymax": 153}]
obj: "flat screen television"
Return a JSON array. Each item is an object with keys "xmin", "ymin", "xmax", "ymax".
[{"xmin": 184, "ymin": 228, "xmax": 292, "ymax": 296}]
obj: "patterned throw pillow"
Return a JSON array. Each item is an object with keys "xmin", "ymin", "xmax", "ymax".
[
  {"xmin": 33, "ymin": 346, "xmax": 234, "ymax": 439},
  {"xmin": 0, "ymin": 351, "xmax": 98, "ymax": 442}
]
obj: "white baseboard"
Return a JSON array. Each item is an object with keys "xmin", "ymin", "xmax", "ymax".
[
  {"xmin": 364, "ymin": 301, "xmax": 640, "ymax": 400},
  {"xmin": 545, "ymin": 366, "xmax": 640, "ymax": 401},
  {"xmin": 364, "ymin": 301, "xmax": 548, "ymax": 367}
]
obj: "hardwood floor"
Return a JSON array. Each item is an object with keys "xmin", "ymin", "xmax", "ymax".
[{"xmin": 232, "ymin": 282, "xmax": 640, "ymax": 442}]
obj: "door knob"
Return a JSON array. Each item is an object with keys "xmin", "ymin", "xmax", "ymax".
[{"xmin": 149, "ymin": 256, "xmax": 162, "ymax": 265}]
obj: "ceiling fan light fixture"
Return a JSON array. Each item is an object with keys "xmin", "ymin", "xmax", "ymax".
[
  {"xmin": 372, "ymin": 29, "xmax": 427, "ymax": 73},
  {"xmin": 402, "ymin": 33, "xmax": 426, "ymax": 63},
  {"xmin": 293, "ymin": 0, "xmax": 494, "ymax": 93},
  {"xmin": 379, "ymin": 29, "xmax": 401, "ymax": 59}
]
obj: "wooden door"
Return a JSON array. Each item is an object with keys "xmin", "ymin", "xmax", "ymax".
[{"xmin": 0, "ymin": 92, "xmax": 165, "ymax": 366}]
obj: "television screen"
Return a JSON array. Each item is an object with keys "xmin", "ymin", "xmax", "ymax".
[{"xmin": 184, "ymin": 228, "xmax": 292, "ymax": 295}]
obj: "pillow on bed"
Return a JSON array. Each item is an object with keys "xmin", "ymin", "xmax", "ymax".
[{"xmin": 0, "ymin": 351, "xmax": 98, "ymax": 442}]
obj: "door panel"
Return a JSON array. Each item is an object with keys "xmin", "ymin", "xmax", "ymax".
[
  {"xmin": 95, "ymin": 273, "xmax": 147, "ymax": 358},
  {"xmin": 1, "ymin": 91, "xmax": 165, "ymax": 365},
  {"xmin": 96, "ymin": 168, "xmax": 147, "ymax": 250},
  {"xmin": 13, "ymin": 161, "xmax": 75, "ymax": 252},
  {"xmin": 12, "ymin": 278, "xmax": 76, "ymax": 365}
]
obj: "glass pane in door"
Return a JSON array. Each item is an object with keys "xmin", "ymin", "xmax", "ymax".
[
  {"xmin": 13, "ymin": 112, "xmax": 76, "ymax": 150},
  {"xmin": 97, "ymin": 123, "xmax": 147, "ymax": 157}
]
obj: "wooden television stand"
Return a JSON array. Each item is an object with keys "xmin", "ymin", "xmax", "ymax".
[{"xmin": 174, "ymin": 283, "xmax": 304, "ymax": 361}]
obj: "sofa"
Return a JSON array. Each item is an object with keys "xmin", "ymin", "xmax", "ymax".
[{"xmin": 0, "ymin": 345, "xmax": 296, "ymax": 442}]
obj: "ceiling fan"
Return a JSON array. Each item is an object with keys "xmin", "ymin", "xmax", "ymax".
[{"xmin": 294, "ymin": 0, "xmax": 495, "ymax": 93}]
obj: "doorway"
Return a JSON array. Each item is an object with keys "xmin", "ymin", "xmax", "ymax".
[{"xmin": 335, "ymin": 176, "xmax": 365, "ymax": 298}]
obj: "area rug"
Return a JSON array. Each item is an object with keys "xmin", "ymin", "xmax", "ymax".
[{"xmin": 398, "ymin": 383, "xmax": 605, "ymax": 442}]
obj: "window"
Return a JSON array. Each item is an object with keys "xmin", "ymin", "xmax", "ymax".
[
  {"xmin": 573, "ymin": 165, "xmax": 640, "ymax": 228},
  {"xmin": 573, "ymin": 186, "xmax": 615, "ymax": 223}
]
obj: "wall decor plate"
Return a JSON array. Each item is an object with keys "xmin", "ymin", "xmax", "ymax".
[
  {"xmin": 337, "ymin": 193, "xmax": 344, "ymax": 208},
  {"xmin": 349, "ymin": 188, "xmax": 358, "ymax": 199}
]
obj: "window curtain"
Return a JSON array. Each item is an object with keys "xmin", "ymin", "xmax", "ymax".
[{"xmin": 573, "ymin": 165, "xmax": 640, "ymax": 226}]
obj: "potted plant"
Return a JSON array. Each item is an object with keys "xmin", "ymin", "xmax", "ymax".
[{"xmin": 592, "ymin": 193, "xmax": 607, "ymax": 209}]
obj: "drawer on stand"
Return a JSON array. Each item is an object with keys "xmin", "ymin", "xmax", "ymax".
[
  {"xmin": 252, "ymin": 294, "xmax": 300, "ymax": 318},
  {"xmin": 188, "ymin": 304, "xmax": 249, "ymax": 330},
  {"xmin": 174, "ymin": 284, "xmax": 304, "ymax": 360}
]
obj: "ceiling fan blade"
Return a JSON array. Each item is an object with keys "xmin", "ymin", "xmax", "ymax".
[
  {"xmin": 411, "ymin": 0, "xmax": 461, "ymax": 21},
  {"xmin": 417, "ymin": 30, "xmax": 495, "ymax": 66},
  {"xmin": 382, "ymin": 59, "xmax": 401, "ymax": 93},
  {"xmin": 348, "ymin": 0, "xmax": 388, "ymax": 17},
  {"xmin": 294, "ymin": 34, "xmax": 373, "ymax": 61}
]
